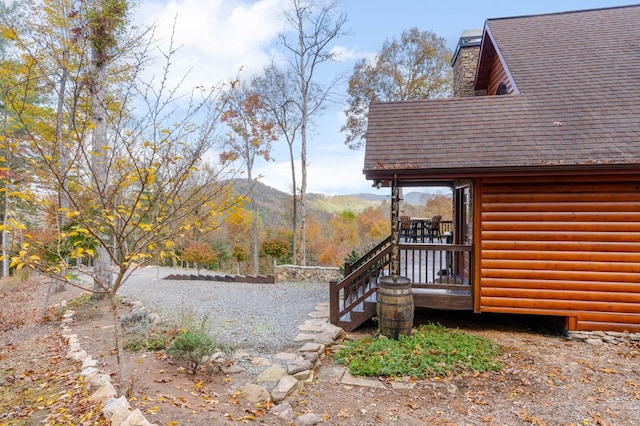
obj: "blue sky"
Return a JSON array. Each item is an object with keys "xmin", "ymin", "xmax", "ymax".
[{"xmin": 135, "ymin": 0, "xmax": 636, "ymax": 195}]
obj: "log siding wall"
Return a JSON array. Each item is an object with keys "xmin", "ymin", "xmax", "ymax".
[
  {"xmin": 487, "ymin": 53, "xmax": 512, "ymax": 95},
  {"xmin": 479, "ymin": 175, "xmax": 640, "ymax": 332}
]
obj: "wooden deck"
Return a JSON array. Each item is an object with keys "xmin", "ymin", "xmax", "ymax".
[
  {"xmin": 399, "ymin": 242, "xmax": 473, "ymax": 310},
  {"xmin": 330, "ymin": 238, "xmax": 474, "ymax": 331}
]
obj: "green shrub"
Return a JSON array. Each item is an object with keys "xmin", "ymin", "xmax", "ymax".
[
  {"xmin": 335, "ymin": 323, "xmax": 503, "ymax": 378},
  {"xmin": 168, "ymin": 329, "xmax": 216, "ymax": 374}
]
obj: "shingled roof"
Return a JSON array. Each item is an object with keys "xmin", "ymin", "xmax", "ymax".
[{"xmin": 363, "ymin": 5, "xmax": 640, "ymax": 182}]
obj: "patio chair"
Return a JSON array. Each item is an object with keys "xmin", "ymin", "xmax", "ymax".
[
  {"xmin": 429, "ymin": 215, "xmax": 442, "ymax": 242},
  {"xmin": 399, "ymin": 215, "xmax": 416, "ymax": 242}
]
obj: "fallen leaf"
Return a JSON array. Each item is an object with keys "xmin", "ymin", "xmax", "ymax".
[
  {"xmin": 590, "ymin": 413, "xmax": 612, "ymax": 426},
  {"xmin": 337, "ymin": 408, "xmax": 350, "ymax": 418},
  {"xmin": 235, "ymin": 415, "xmax": 255, "ymax": 421}
]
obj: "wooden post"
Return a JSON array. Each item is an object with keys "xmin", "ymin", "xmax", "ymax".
[
  {"xmin": 329, "ymin": 279, "xmax": 338, "ymax": 325},
  {"xmin": 391, "ymin": 182, "xmax": 400, "ymax": 277},
  {"xmin": 344, "ymin": 261, "xmax": 352, "ymax": 276}
]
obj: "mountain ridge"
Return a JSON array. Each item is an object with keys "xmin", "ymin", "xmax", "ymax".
[{"xmin": 231, "ymin": 179, "xmax": 441, "ymax": 229}]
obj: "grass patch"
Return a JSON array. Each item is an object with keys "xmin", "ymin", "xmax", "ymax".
[
  {"xmin": 62, "ymin": 293, "xmax": 106, "ymax": 321},
  {"xmin": 124, "ymin": 325, "xmax": 176, "ymax": 352},
  {"xmin": 334, "ymin": 323, "xmax": 503, "ymax": 378},
  {"xmin": 66, "ymin": 293, "xmax": 92, "ymax": 310}
]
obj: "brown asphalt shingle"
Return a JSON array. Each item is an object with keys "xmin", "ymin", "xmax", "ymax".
[{"xmin": 364, "ymin": 5, "xmax": 640, "ymax": 179}]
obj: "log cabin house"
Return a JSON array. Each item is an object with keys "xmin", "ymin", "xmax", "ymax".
[{"xmin": 329, "ymin": 5, "xmax": 640, "ymax": 333}]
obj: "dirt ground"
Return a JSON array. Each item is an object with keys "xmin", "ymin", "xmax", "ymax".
[{"xmin": 2, "ymin": 277, "xmax": 640, "ymax": 425}]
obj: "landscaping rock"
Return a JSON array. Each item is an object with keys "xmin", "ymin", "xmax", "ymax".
[
  {"xmin": 256, "ymin": 364, "xmax": 286, "ymax": 384},
  {"xmin": 103, "ymin": 396, "xmax": 131, "ymax": 423},
  {"xmin": 88, "ymin": 373, "xmax": 112, "ymax": 390},
  {"xmin": 295, "ymin": 412, "xmax": 325, "ymax": 425},
  {"xmin": 271, "ymin": 402, "xmax": 297, "ymax": 422},
  {"xmin": 287, "ymin": 359, "xmax": 312, "ymax": 375},
  {"xmin": 271, "ymin": 375, "xmax": 299, "ymax": 402},
  {"xmin": 241, "ymin": 383, "xmax": 271, "ymax": 403},
  {"xmin": 89, "ymin": 382, "xmax": 118, "ymax": 402},
  {"xmin": 120, "ymin": 408, "xmax": 156, "ymax": 426}
]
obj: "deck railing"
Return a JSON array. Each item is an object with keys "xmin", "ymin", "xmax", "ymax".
[
  {"xmin": 330, "ymin": 235, "xmax": 474, "ymax": 329},
  {"xmin": 399, "ymin": 242, "xmax": 473, "ymax": 286},
  {"xmin": 440, "ymin": 220, "xmax": 453, "ymax": 235}
]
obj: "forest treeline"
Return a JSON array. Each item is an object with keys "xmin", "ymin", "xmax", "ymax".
[{"xmin": 186, "ymin": 180, "xmax": 453, "ymax": 275}]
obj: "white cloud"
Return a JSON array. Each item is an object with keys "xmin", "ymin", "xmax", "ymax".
[
  {"xmin": 130, "ymin": 0, "xmax": 379, "ymax": 196},
  {"xmin": 135, "ymin": 0, "xmax": 287, "ymax": 89},
  {"xmin": 330, "ymin": 45, "xmax": 374, "ymax": 63},
  {"xmin": 254, "ymin": 149, "xmax": 377, "ymax": 196}
]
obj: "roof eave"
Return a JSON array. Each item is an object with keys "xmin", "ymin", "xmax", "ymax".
[{"xmin": 364, "ymin": 163, "xmax": 640, "ymax": 183}]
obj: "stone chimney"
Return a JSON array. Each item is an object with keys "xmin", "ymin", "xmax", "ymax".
[{"xmin": 451, "ymin": 29, "xmax": 483, "ymax": 97}]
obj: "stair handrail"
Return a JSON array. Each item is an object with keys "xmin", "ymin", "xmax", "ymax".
[
  {"xmin": 330, "ymin": 235, "xmax": 394, "ymax": 325},
  {"xmin": 344, "ymin": 235, "xmax": 393, "ymax": 275}
]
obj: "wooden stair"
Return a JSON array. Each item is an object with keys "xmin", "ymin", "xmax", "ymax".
[
  {"xmin": 330, "ymin": 236, "xmax": 475, "ymax": 332},
  {"xmin": 330, "ymin": 237, "xmax": 393, "ymax": 332},
  {"xmin": 335, "ymin": 279, "xmax": 378, "ymax": 331}
]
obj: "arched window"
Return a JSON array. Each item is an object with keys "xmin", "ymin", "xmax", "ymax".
[{"xmin": 496, "ymin": 82, "xmax": 508, "ymax": 95}]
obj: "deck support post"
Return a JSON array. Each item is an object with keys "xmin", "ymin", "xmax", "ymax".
[{"xmin": 390, "ymin": 180, "xmax": 400, "ymax": 277}]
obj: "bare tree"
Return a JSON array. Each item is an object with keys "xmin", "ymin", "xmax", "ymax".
[
  {"xmin": 280, "ymin": 0, "xmax": 348, "ymax": 265},
  {"xmin": 220, "ymin": 81, "xmax": 277, "ymax": 275},
  {"xmin": 251, "ymin": 63, "xmax": 302, "ymax": 263}
]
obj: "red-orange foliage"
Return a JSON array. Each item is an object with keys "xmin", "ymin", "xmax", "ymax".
[
  {"xmin": 424, "ymin": 194, "xmax": 453, "ymax": 220},
  {"xmin": 181, "ymin": 242, "xmax": 218, "ymax": 275}
]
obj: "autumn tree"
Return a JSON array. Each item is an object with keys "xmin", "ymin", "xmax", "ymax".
[
  {"xmin": 357, "ymin": 205, "xmax": 390, "ymax": 249},
  {"xmin": 232, "ymin": 245, "xmax": 248, "ymax": 275},
  {"xmin": 316, "ymin": 210, "xmax": 357, "ymax": 265},
  {"xmin": 0, "ymin": 59, "xmax": 31, "ymax": 279},
  {"xmin": 181, "ymin": 241, "xmax": 218, "ymax": 275},
  {"xmin": 280, "ymin": 0, "xmax": 348, "ymax": 266},
  {"xmin": 2, "ymin": 0, "xmax": 237, "ymax": 394},
  {"xmin": 221, "ymin": 82, "xmax": 277, "ymax": 275},
  {"xmin": 425, "ymin": 193, "xmax": 453, "ymax": 220},
  {"xmin": 261, "ymin": 237, "xmax": 290, "ymax": 272},
  {"xmin": 251, "ymin": 63, "xmax": 302, "ymax": 264},
  {"xmin": 0, "ymin": 0, "xmax": 68, "ymax": 281},
  {"xmin": 343, "ymin": 27, "xmax": 452, "ymax": 149}
]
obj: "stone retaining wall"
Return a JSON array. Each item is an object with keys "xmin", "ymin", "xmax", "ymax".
[
  {"xmin": 274, "ymin": 265, "xmax": 341, "ymax": 283},
  {"xmin": 567, "ymin": 330, "xmax": 640, "ymax": 346}
]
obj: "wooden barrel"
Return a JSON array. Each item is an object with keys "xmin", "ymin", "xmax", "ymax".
[{"xmin": 377, "ymin": 276, "xmax": 414, "ymax": 339}]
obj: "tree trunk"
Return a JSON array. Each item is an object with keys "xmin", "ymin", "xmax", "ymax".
[
  {"xmin": 54, "ymin": 48, "xmax": 70, "ymax": 293},
  {"xmin": 298, "ymin": 24, "xmax": 308, "ymax": 267},
  {"xmin": 247, "ymin": 166, "xmax": 259, "ymax": 275},
  {"xmin": 288, "ymin": 142, "xmax": 298, "ymax": 264},
  {"xmin": 108, "ymin": 291, "xmax": 128, "ymax": 395},
  {"xmin": 90, "ymin": 0, "xmax": 112, "ymax": 298},
  {"xmin": 1, "ymin": 190, "xmax": 8, "ymax": 278},
  {"xmin": 252, "ymin": 203, "xmax": 259, "ymax": 275}
]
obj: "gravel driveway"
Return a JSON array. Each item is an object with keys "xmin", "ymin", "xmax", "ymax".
[{"xmin": 118, "ymin": 266, "xmax": 330, "ymax": 358}]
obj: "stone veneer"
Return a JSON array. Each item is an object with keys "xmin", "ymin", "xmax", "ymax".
[
  {"xmin": 453, "ymin": 43, "xmax": 482, "ymax": 97},
  {"xmin": 274, "ymin": 264, "xmax": 341, "ymax": 283}
]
